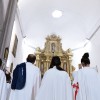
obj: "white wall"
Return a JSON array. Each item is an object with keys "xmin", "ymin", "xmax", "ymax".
[
  {"xmin": 86, "ymin": 27, "xmax": 100, "ymax": 72},
  {"xmin": 72, "ymin": 26, "xmax": 100, "ymax": 72},
  {"xmin": 72, "ymin": 48, "xmax": 84, "ymax": 70},
  {"xmin": 7, "ymin": 9, "xmax": 35, "ymax": 71}
]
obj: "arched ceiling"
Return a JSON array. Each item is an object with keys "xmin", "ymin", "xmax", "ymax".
[{"xmin": 18, "ymin": 0, "xmax": 100, "ymax": 50}]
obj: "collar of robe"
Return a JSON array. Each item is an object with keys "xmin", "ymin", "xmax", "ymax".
[
  {"xmin": 53, "ymin": 66, "xmax": 57, "ymax": 69},
  {"xmin": 83, "ymin": 66, "xmax": 98, "ymax": 72}
]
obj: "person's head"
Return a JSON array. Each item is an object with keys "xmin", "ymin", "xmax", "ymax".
[
  {"xmin": 26, "ymin": 54, "xmax": 36, "ymax": 64},
  {"xmin": 49, "ymin": 56, "xmax": 64, "ymax": 71},
  {"xmin": 0, "ymin": 58, "xmax": 2, "ymax": 67},
  {"xmin": 81, "ymin": 52, "xmax": 90, "ymax": 67},
  {"xmin": 50, "ymin": 56, "xmax": 61, "ymax": 67}
]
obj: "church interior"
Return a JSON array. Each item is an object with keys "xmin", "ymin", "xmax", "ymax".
[{"xmin": 0, "ymin": 0, "xmax": 100, "ymax": 75}]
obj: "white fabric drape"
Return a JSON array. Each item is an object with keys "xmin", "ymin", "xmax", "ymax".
[
  {"xmin": 6, "ymin": 83, "xmax": 11, "ymax": 100},
  {"xmin": 9, "ymin": 62, "xmax": 41, "ymax": 100},
  {"xmin": 73, "ymin": 67, "xmax": 100, "ymax": 100},
  {"xmin": 36, "ymin": 66, "xmax": 73, "ymax": 100},
  {"xmin": 0, "ymin": 70, "xmax": 7, "ymax": 100}
]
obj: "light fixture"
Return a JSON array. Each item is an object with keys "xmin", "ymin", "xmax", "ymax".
[{"xmin": 52, "ymin": 10, "xmax": 62, "ymax": 18}]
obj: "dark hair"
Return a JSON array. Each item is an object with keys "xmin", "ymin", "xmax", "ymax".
[
  {"xmin": 0, "ymin": 58, "xmax": 2, "ymax": 66},
  {"xmin": 26, "ymin": 54, "xmax": 36, "ymax": 64},
  {"xmin": 81, "ymin": 53, "xmax": 90, "ymax": 66},
  {"xmin": 49, "ymin": 56, "xmax": 64, "ymax": 71}
]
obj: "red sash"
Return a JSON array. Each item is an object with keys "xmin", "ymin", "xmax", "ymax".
[{"xmin": 72, "ymin": 82, "xmax": 79, "ymax": 100}]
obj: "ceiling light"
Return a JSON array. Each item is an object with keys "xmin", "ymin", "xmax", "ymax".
[{"xmin": 52, "ymin": 10, "xmax": 62, "ymax": 18}]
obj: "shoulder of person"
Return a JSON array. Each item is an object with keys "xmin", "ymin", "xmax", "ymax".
[
  {"xmin": 33, "ymin": 65, "xmax": 40, "ymax": 72},
  {"xmin": 13, "ymin": 62, "xmax": 26, "ymax": 73},
  {"xmin": 15, "ymin": 62, "xmax": 26, "ymax": 68},
  {"xmin": 18, "ymin": 62, "xmax": 26, "ymax": 66},
  {"xmin": 44, "ymin": 68, "xmax": 54, "ymax": 74},
  {"xmin": 42, "ymin": 69, "xmax": 51, "ymax": 77},
  {"xmin": 62, "ymin": 71, "xmax": 69, "ymax": 76},
  {"xmin": 45, "ymin": 68, "xmax": 66, "ymax": 75}
]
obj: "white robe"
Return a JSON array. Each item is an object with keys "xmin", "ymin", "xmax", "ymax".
[
  {"xmin": 6, "ymin": 83, "xmax": 11, "ymax": 100},
  {"xmin": 72, "ymin": 71, "xmax": 78, "ymax": 81},
  {"xmin": 35, "ymin": 66, "xmax": 73, "ymax": 100},
  {"xmin": 0, "ymin": 70, "xmax": 7, "ymax": 100},
  {"xmin": 73, "ymin": 67, "xmax": 100, "ymax": 100},
  {"xmin": 9, "ymin": 62, "xmax": 41, "ymax": 100}
]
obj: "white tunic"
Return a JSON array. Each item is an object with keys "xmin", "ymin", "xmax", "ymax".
[
  {"xmin": 72, "ymin": 71, "xmax": 78, "ymax": 81},
  {"xmin": 35, "ymin": 66, "xmax": 73, "ymax": 100},
  {"xmin": 9, "ymin": 62, "xmax": 41, "ymax": 100},
  {"xmin": 73, "ymin": 67, "xmax": 100, "ymax": 100},
  {"xmin": 0, "ymin": 70, "xmax": 7, "ymax": 100},
  {"xmin": 6, "ymin": 83, "xmax": 11, "ymax": 100}
]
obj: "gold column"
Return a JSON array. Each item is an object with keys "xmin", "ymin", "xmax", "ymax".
[
  {"xmin": 36, "ymin": 55, "xmax": 40, "ymax": 67},
  {"xmin": 67, "ymin": 48, "xmax": 73, "ymax": 78}
]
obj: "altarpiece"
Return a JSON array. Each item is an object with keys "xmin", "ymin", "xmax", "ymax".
[{"xmin": 35, "ymin": 34, "xmax": 75, "ymax": 78}]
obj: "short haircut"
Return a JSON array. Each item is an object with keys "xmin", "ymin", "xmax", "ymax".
[{"xmin": 26, "ymin": 54, "xmax": 36, "ymax": 64}]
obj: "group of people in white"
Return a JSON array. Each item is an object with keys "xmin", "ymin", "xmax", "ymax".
[{"xmin": 0, "ymin": 52, "xmax": 100, "ymax": 100}]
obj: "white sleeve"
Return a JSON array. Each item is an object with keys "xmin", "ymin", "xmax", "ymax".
[
  {"xmin": 33, "ymin": 69, "xmax": 41, "ymax": 99},
  {"xmin": 0, "ymin": 72, "xmax": 7, "ymax": 100},
  {"xmin": 66, "ymin": 75, "xmax": 73, "ymax": 100}
]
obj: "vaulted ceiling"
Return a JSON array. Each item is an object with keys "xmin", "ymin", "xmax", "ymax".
[{"xmin": 18, "ymin": 0, "xmax": 100, "ymax": 50}]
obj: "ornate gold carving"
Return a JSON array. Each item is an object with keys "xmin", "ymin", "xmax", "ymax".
[{"xmin": 35, "ymin": 34, "xmax": 75, "ymax": 78}]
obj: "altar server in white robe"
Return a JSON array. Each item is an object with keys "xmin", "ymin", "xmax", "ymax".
[
  {"xmin": 72, "ymin": 53, "xmax": 100, "ymax": 100},
  {"xmin": 0, "ymin": 70, "xmax": 7, "ymax": 100},
  {"xmin": 36, "ymin": 56, "xmax": 72, "ymax": 100},
  {"xmin": 9, "ymin": 54, "xmax": 41, "ymax": 100}
]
